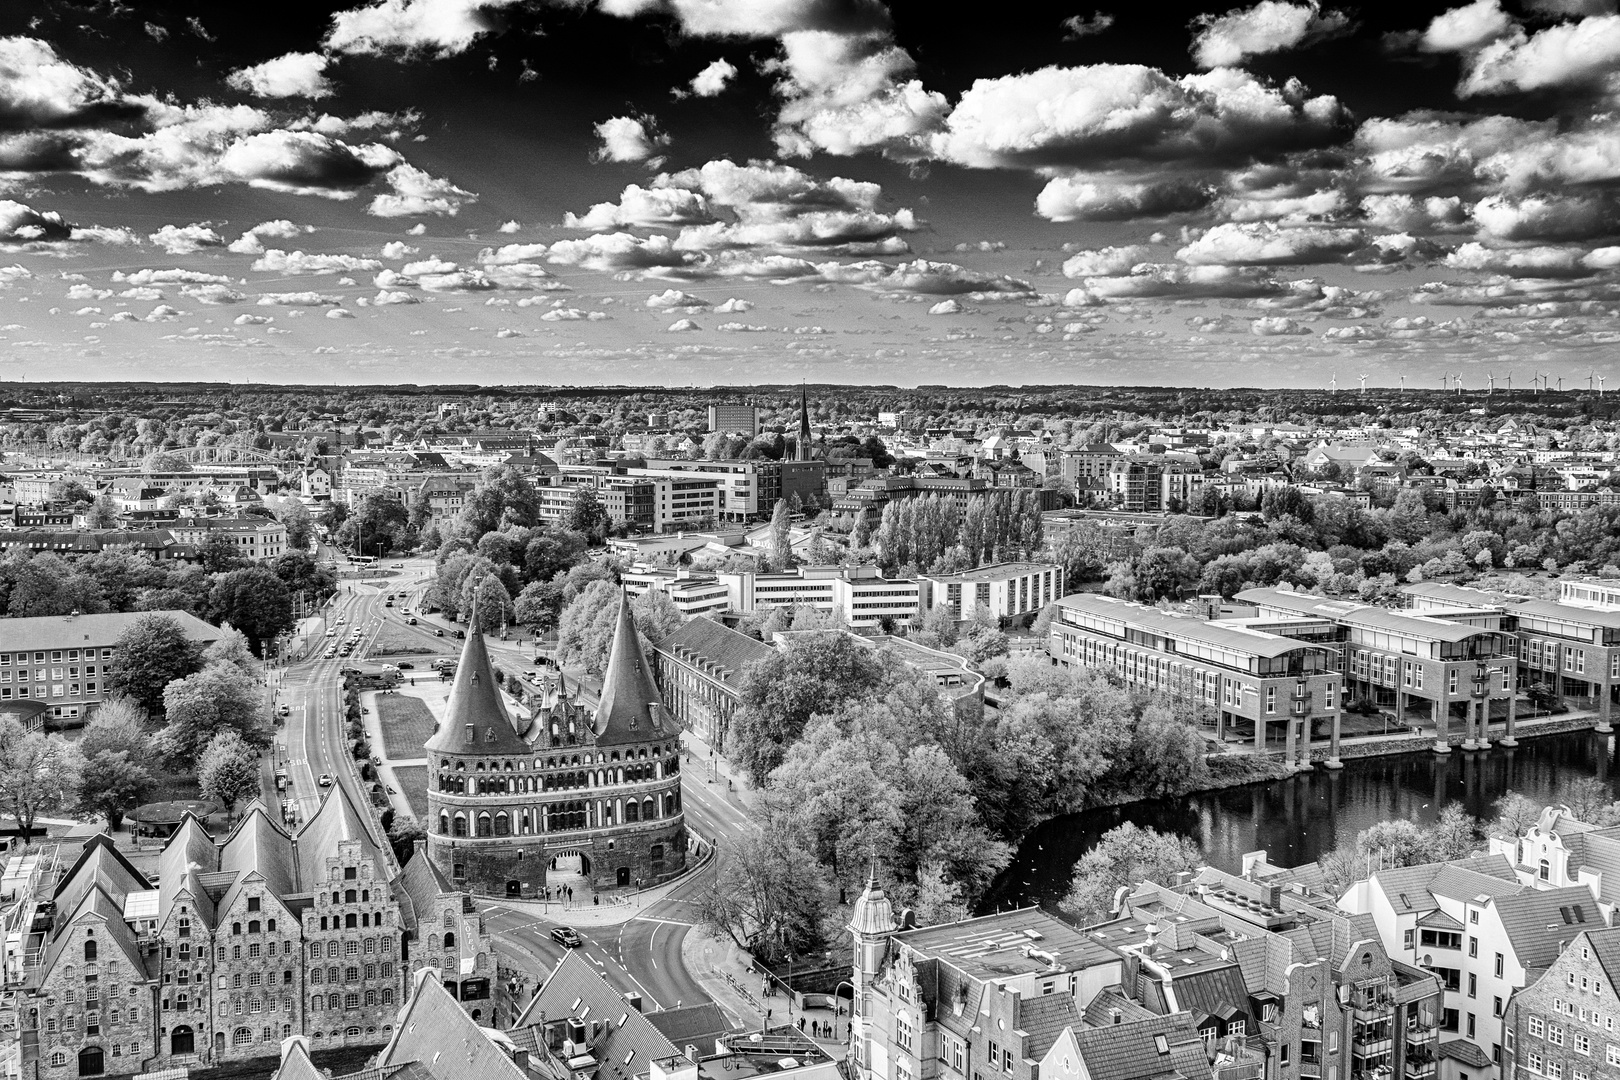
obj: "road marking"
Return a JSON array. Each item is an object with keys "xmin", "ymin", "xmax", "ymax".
[{"xmin": 633, "ymin": 916, "xmax": 696, "ymax": 928}]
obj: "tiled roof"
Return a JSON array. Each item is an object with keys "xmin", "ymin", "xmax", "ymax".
[
  {"xmin": 643, "ymin": 1003, "xmax": 734, "ymax": 1049},
  {"xmin": 294, "ymin": 780, "xmax": 389, "ymax": 886},
  {"xmin": 0, "ymin": 608, "xmax": 220, "ymax": 654},
  {"xmin": 1083, "ymin": 987, "xmax": 1159, "ymax": 1027},
  {"xmin": 594, "ymin": 591, "xmax": 674, "ymax": 747},
  {"xmin": 219, "ymin": 802, "xmax": 298, "ymax": 909},
  {"xmin": 41, "ymin": 884, "xmax": 147, "ymax": 978},
  {"xmin": 515, "ymin": 949, "xmax": 681, "ymax": 1070},
  {"xmin": 1071, "ymin": 1011, "xmax": 1209, "ymax": 1080},
  {"xmin": 1018, "ymin": 993, "xmax": 1080, "ymax": 1059},
  {"xmin": 51, "ymin": 835, "xmax": 149, "ymax": 932},
  {"xmin": 160, "ymin": 813, "xmax": 220, "ymax": 925},
  {"xmin": 1162, "ymin": 962, "xmax": 1252, "ymax": 1028},
  {"xmin": 1439, "ymin": 1040, "xmax": 1493, "ymax": 1068},
  {"xmin": 377, "ymin": 969, "xmax": 528, "ymax": 1080},
  {"xmin": 1584, "ymin": 929, "xmax": 1620, "ymax": 988},
  {"xmin": 655, "ymin": 617, "xmax": 774, "ymax": 685},
  {"xmin": 425, "ymin": 612, "xmax": 532, "ymax": 756},
  {"xmin": 1493, "ymin": 887, "xmax": 1599, "ymax": 969},
  {"xmin": 397, "ymin": 840, "xmax": 455, "ymax": 934},
  {"xmin": 271, "ymin": 1037, "xmax": 328, "ymax": 1080}
]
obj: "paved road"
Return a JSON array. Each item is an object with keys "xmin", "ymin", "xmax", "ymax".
[{"xmin": 277, "ymin": 553, "xmax": 762, "ymax": 1022}]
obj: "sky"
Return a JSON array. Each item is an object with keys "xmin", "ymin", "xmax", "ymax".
[{"xmin": 3, "ymin": 0, "xmax": 1620, "ymax": 389}]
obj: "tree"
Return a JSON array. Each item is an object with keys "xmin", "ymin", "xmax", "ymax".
[
  {"xmin": 1426, "ymin": 804, "xmax": 1481, "ymax": 861},
  {"xmin": 80, "ymin": 696, "xmax": 151, "ymax": 760},
  {"xmin": 198, "ymin": 730, "xmax": 262, "ymax": 818},
  {"xmin": 49, "ymin": 479, "xmax": 95, "ymax": 508},
  {"xmin": 568, "ymin": 486, "xmax": 611, "ymax": 542},
  {"xmin": 76, "ymin": 751, "xmax": 153, "ymax": 830},
  {"xmin": 731, "ymin": 632, "xmax": 890, "ymax": 784},
  {"xmin": 1490, "ymin": 791, "xmax": 1544, "ymax": 838},
  {"xmin": 387, "ymin": 816, "xmax": 428, "ymax": 867},
  {"xmin": 271, "ymin": 550, "xmax": 337, "ymax": 601},
  {"xmin": 0, "ymin": 714, "xmax": 83, "ymax": 838},
  {"xmin": 1355, "ymin": 819, "xmax": 1431, "ymax": 868},
  {"xmin": 694, "ymin": 815, "xmax": 832, "ymax": 964},
  {"xmin": 1560, "ymin": 777, "xmax": 1620, "ymax": 826},
  {"xmin": 455, "ymin": 466, "xmax": 544, "ymax": 542},
  {"xmin": 161, "ymin": 661, "xmax": 272, "ymax": 764},
  {"xmin": 463, "ymin": 572, "xmax": 514, "ymax": 633},
  {"xmin": 85, "ymin": 492, "xmax": 120, "ymax": 528},
  {"xmin": 339, "ymin": 490, "xmax": 411, "ymax": 555},
  {"xmin": 107, "ymin": 613, "xmax": 206, "ymax": 718},
  {"xmin": 199, "ymin": 531, "xmax": 248, "ymax": 574},
  {"xmin": 204, "ymin": 626, "xmax": 261, "ymax": 677},
  {"xmin": 207, "ymin": 567, "xmax": 294, "ymax": 656},
  {"xmin": 278, "ymin": 501, "xmax": 314, "ymax": 549},
  {"xmin": 632, "ymin": 588, "xmax": 682, "ymax": 644},
  {"xmin": 1061, "ymin": 823, "xmax": 1202, "ymax": 925},
  {"xmin": 556, "ymin": 580, "xmax": 625, "ymax": 672},
  {"xmin": 7, "ymin": 552, "xmax": 109, "ymax": 616},
  {"xmin": 513, "ymin": 580, "xmax": 554, "ymax": 628},
  {"xmin": 768, "ymin": 498, "xmax": 793, "ymax": 572}
]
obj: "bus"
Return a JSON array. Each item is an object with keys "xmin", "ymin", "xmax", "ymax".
[{"xmin": 350, "ymin": 555, "xmax": 378, "ymax": 567}]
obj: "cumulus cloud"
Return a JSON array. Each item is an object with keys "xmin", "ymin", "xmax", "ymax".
[
  {"xmin": 545, "ymin": 232, "xmax": 691, "ymax": 271},
  {"xmin": 1471, "ymin": 193, "xmax": 1618, "ymax": 241},
  {"xmin": 859, "ymin": 259, "xmax": 1033, "ymax": 296},
  {"xmin": 1361, "ymin": 193, "xmax": 1471, "ymax": 232},
  {"xmin": 592, "ymin": 116, "xmax": 670, "ymax": 165},
  {"xmin": 667, "ymin": 318, "xmax": 701, "ymax": 331},
  {"xmin": 115, "ymin": 268, "xmax": 232, "ymax": 286},
  {"xmin": 927, "ymin": 298, "xmax": 964, "ymax": 315},
  {"xmin": 144, "ymin": 304, "xmax": 183, "ymax": 322},
  {"xmin": 149, "ymin": 223, "xmax": 224, "ymax": 255},
  {"xmin": 258, "ymin": 292, "xmax": 343, "ymax": 305},
  {"xmin": 233, "ymin": 313, "xmax": 272, "ymax": 325},
  {"xmin": 252, "ymin": 249, "xmax": 384, "ymax": 274},
  {"xmin": 715, "ymin": 297, "xmax": 754, "ymax": 312},
  {"xmin": 0, "ymin": 200, "xmax": 72, "ymax": 245},
  {"xmin": 401, "ymin": 257, "xmax": 457, "ymax": 275},
  {"xmin": 498, "ymin": 219, "xmax": 521, "ymax": 232},
  {"xmin": 646, "ymin": 288, "xmax": 709, "ymax": 309},
  {"xmin": 1175, "ymin": 222, "xmax": 1364, "ymax": 265},
  {"xmin": 418, "ymin": 269, "xmax": 495, "ymax": 291},
  {"xmin": 325, "ymin": 0, "xmax": 524, "ymax": 56},
  {"xmin": 540, "ymin": 307, "xmax": 609, "ymax": 321},
  {"xmin": 118, "ymin": 287, "xmax": 165, "ymax": 301},
  {"xmin": 929, "ymin": 65, "xmax": 1346, "ymax": 172},
  {"xmin": 1036, "ymin": 174, "xmax": 1215, "ymax": 221},
  {"xmin": 1061, "ymin": 245, "xmax": 1157, "ymax": 278},
  {"xmin": 228, "ymin": 219, "xmax": 313, "ymax": 254},
  {"xmin": 769, "ymin": 31, "xmax": 948, "ymax": 159},
  {"xmin": 1459, "ymin": 12, "xmax": 1620, "ymax": 96},
  {"xmin": 1077, "ymin": 263, "xmax": 1284, "ymax": 300},
  {"xmin": 372, "ymin": 289, "xmax": 419, "ymax": 304},
  {"xmin": 479, "ymin": 242, "xmax": 547, "ymax": 264},
  {"xmin": 1250, "ymin": 315, "xmax": 1313, "ymax": 335},
  {"xmin": 1190, "ymin": 1, "xmax": 1353, "ymax": 69},
  {"xmin": 327, "ymin": 307, "xmax": 356, "ymax": 318},
  {"xmin": 565, "ymin": 185, "xmax": 712, "ymax": 230},
  {"xmin": 182, "ymin": 283, "xmax": 247, "ymax": 303},
  {"xmin": 67, "ymin": 284, "xmax": 112, "ymax": 301},
  {"xmin": 718, "ymin": 321, "xmax": 771, "ymax": 331},
  {"xmin": 0, "ymin": 37, "xmax": 134, "ymax": 129},
  {"xmin": 1418, "ymin": 0, "xmax": 1517, "ymax": 53},
  {"xmin": 227, "ymin": 52, "xmax": 335, "ymax": 99},
  {"xmin": 690, "ymin": 58, "xmax": 738, "ymax": 97},
  {"xmin": 369, "ymin": 163, "xmax": 476, "ymax": 216},
  {"xmin": 1062, "ymin": 12, "xmax": 1116, "ymax": 39}
]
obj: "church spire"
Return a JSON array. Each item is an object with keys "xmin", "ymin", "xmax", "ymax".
[{"xmin": 796, "ymin": 382, "xmax": 812, "ymax": 462}]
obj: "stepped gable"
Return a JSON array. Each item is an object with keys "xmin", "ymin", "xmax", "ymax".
[
  {"xmin": 295, "ymin": 780, "xmax": 388, "ymax": 884},
  {"xmin": 160, "ymin": 811, "xmax": 221, "ymax": 925},
  {"xmin": 425, "ymin": 603, "xmax": 532, "ymax": 756},
  {"xmin": 593, "ymin": 589, "xmax": 670, "ymax": 746},
  {"xmin": 218, "ymin": 800, "xmax": 298, "ymax": 911}
]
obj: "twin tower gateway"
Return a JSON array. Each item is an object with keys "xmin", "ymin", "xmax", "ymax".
[{"xmin": 424, "ymin": 592, "xmax": 688, "ymax": 894}]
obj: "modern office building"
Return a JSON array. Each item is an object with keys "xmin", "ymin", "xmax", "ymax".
[
  {"xmin": 1048, "ymin": 592, "xmax": 1342, "ymax": 768},
  {"xmin": 637, "ymin": 459, "xmax": 826, "ymax": 521},
  {"xmin": 917, "ymin": 562, "xmax": 1063, "ymax": 622}
]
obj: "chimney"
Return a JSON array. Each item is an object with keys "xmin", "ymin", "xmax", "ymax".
[
  {"xmin": 626, "ymin": 992, "xmax": 643, "ymax": 1013},
  {"xmin": 1143, "ymin": 924, "xmax": 1160, "ymax": 958},
  {"xmin": 1110, "ymin": 1008, "xmax": 1122, "ymax": 1025}
]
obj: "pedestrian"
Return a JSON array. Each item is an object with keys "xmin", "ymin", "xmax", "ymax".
[{"xmin": 797, "ymin": 1018, "xmax": 804, "ymax": 1032}]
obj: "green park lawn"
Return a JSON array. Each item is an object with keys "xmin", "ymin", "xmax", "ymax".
[{"xmin": 376, "ymin": 694, "xmax": 440, "ymax": 760}]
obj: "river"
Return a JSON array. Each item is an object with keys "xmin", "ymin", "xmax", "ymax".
[{"xmin": 981, "ymin": 730, "xmax": 1620, "ymax": 912}]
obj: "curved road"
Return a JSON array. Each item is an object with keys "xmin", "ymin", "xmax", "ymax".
[{"xmin": 280, "ymin": 553, "xmax": 762, "ymax": 1024}]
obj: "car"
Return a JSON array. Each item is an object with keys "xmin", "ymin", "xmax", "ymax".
[
  {"xmin": 391, "ymin": 563, "xmax": 404, "ymax": 569},
  {"xmin": 453, "ymin": 629, "xmax": 466, "ymax": 639},
  {"xmin": 385, "ymin": 601, "xmax": 394, "ymax": 607},
  {"xmin": 407, "ymin": 617, "xmax": 418, "ymax": 625},
  {"xmin": 318, "ymin": 774, "xmax": 334, "ymax": 787},
  {"xmin": 371, "ymin": 755, "xmax": 381, "ymax": 765},
  {"xmin": 435, "ymin": 629, "xmax": 445, "ymax": 637},
  {"xmin": 397, "ymin": 662, "xmax": 414, "ymax": 670},
  {"xmin": 386, "ymin": 785, "xmax": 396, "ymax": 794},
  {"xmin": 550, "ymin": 926, "xmax": 583, "ymax": 948},
  {"xmin": 278, "ymin": 703, "xmax": 291, "ymax": 717},
  {"xmin": 325, "ymin": 629, "xmax": 336, "ymax": 637}
]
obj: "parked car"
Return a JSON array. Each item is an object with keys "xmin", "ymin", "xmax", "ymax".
[
  {"xmin": 550, "ymin": 926, "xmax": 583, "ymax": 948},
  {"xmin": 278, "ymin": 703, "xmax": 291, "ymax": 717},
  {"xmin": 318, "ymin": 774, "xmax": 334, "ymax": 787},
  {"xmin": 435, "ymin": 629, "xmax": 445, "ymax": 637},
  {"xmin": 397, "ymin": 662, "xmax": 414, "ymax": 670}
]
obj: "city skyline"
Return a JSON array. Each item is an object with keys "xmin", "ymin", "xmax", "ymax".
[{"xmin": 2, "ymin": 0, "xmax": 1620, "ymax": 386}]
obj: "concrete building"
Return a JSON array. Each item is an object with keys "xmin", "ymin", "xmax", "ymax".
[
  {"xmin": 918, "ymin": 562, "xmax": 1063, "ymax": 622},
  {"xmin": 1237, "ymin": 588, "xmax": 1518, "ymax": 753},
  {"xmin": 718, "ymin": 565, "xmax": 920, "ymax": 628},
  {"xmin": 425, "ymin": 596, "xmax": 687, "ymax": 894},
  {"xmin": 1048, "ymin": 593, "xmax": 1342, "ymax": 768},
  {"xmin": 621, "ymin": 567, "xmax": 732, "ymax": 618},
  {"xmin": 637, "ymin": 459, "xmax": 826, "ymax": 522},
  {"xmin": 706, "ymin": 404, "xmax": 758, "ymax": 436},
  {"xmin": 0, "ymin": 609, "xmax": 221, "ymax": 722}
]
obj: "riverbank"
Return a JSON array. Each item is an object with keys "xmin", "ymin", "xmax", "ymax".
[{"xmin": 982, "ymin": 726, "xmax": 1620, "ymax": 912}]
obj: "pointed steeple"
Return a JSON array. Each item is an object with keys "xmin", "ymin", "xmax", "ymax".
[
  {"xmin": 796, "ymin": 382, "xmax": 812, "ymax": 462},
  {"xmin": 425, "ymin": 599, "xmax": 530, "ymax": 756},
  {"xmin": 593, "ymin": 589, "xmax": 668, "ymax": 745}
]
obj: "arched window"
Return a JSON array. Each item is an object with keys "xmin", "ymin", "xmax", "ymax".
[
  {"xmin": 443, "ymin": 910, "xmax": 455, "ymax": 928},
  {"xmin": 625, "ymin": 800, "xmax": 640, "ymax": 823},
  {"xmin": 439, "ymin": 812, "xmax": 450, "ymax": 835},
  {"xmin": 1540, "ymin": 859, "xmax": 1551, "ymax": 880},
  {"xmin": 664, "ymin": 792, "xmax": 676, "ymax": 817},
  {"xmin": 77, "ymin": 1047, "xmax": 104, "ymax": 1076},
  {"xmin": 476, "ymin": 813, "xmax": 493, "ymax": 838},
  {"xmin": 233, "ymin": 1027, "xmax": 253, "ymax": 1047},
  {"xmin": 83, "ymin": 939, "xmax": 97, "ymax": 962},
  {"xmin": 643, "ymin": 796, "xmax": 655, "ymax": 820},
  {"xmin": 444, "ymin": 932, "xmax": 457, "ymax": 949},
  {"xmin": 453, "ymin": 813, "xmax": 468, "ymax": 838},
  {"xmin": 494, "ymin": 812, "xmax": 510, "ymax": 837}
]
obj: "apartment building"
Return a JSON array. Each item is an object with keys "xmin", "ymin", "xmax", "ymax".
[
  {"xmin": 622, "ymin": 566, "xmax": 732, "ymax": 617},
  {"xmin": 541, "ymin": 470, "xmax": 724, "ymax": 533},
  {"xmin": 1490, "ymin": 807, "xmax": 1620, "ymax": 921},
  {"xmin": 0, "ymin": 609, "xmax": 220, "ymax": 722},
  {"xmin": 1237, "ymin": 588, "xmax": 1518, "ymax": 752},
  {"xmin": 706, "ymin": 404, "xmax": 759, "ymax": 436},
  {"xmin": 1048, "ymin": 593, "xmax": 1343, "ymax": 768},
  {"xmin": 918, "ymin": 562, "xmax": 1063, "ymax": 622},
  {"xmin": 1502, "ymin": 928, "xmax": 1620, "ymax": 1080},
  {"xmin": 1405, "ymin": 581, "xmax": 1620, "ymax": 731},
  {"xmin": 166, "ymin": 517, "xmax": 288, "ymax": 562},
  {"xmin": 719, "ymin": 565, "xmax": 920, "ymax": 627},
  {"xmin": 1340, "ymin": 854, "xmax": 1597, "ymax": 1080}
]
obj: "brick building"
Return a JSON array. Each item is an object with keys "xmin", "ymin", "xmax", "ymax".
[
  {"xmin": 425, "ymin": 594, "xmax": 687, "ymax": 894},
  {"xmin": 1502, "ymin": 927, "xmax": 1620, "ymax": 1080}
]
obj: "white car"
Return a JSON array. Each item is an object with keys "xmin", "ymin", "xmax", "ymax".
[{"xmin": 318, "ymin": 774, "xmax": 334, "ymax": 787}]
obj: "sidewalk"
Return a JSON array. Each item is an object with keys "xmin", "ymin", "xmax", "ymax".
[{"xmin": 678, "ymin": 729, "xmax": 762, "ymax": 817}]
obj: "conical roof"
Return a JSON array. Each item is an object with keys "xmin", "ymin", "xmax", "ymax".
[
  {"xmin": 850, "ymin": 871, "xmax": 896, "ymax": 936},
  {"xmin": 425, "ymin": 604, "xmax": 531, "ymax": 756},
  {"xmin": 593, "ymin": 589, "xmax": 670, "ymax": 746}
]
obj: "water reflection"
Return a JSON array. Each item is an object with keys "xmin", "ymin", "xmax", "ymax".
[{"xmin": 982, "ymin": 731, "xmax": 1620, "ymax": 912}]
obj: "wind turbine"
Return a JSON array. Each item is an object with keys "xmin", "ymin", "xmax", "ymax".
[
  {"xmin": 1486, "ymin": 373, "xmax": 1495, "ymax": 395},
  {"xmin": 1455, "ymin": 372, "xmax": 1465, "ymax": 394},
  {"xmin": 1602, "ymin": 374, "xmax": 1608, "ymax": 398},
  {"xmin": 1442, "ymin": 373, "xmax": 1450, "ymax": 392},
  {"xmin": 1399, "ymin": 374, "xmax": 1406, "ymax": 393},
  {"xmin": 1506, "ymin": 372, "xmax": 1513, "ymax": 393},
  {"xmin": 1330, "ymin": 372, "xmax": 1338, "ymax": 394},
  {"xmin": 1359, "ymin": 373, "xmax": 1368, "ymax": 395}
]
